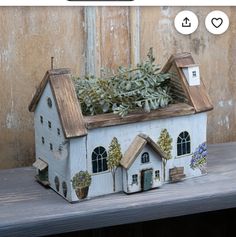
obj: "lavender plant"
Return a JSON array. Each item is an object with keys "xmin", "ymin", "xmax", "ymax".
[
  {"xmin": 73, "ymin": 48, "xmax": 172, "ymax": 117},
  {"xmin": 190, "ymin": 142, "xmax": 207, "ymax": 174}
]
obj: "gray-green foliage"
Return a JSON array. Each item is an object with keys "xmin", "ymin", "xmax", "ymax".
[{"xmin": 73, "ymin": 48, "xmax": 172, "ymax": 117}]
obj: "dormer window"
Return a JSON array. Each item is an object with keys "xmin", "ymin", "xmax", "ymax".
[
  {"xmin": 41, "ymin": 137, "xmax": 45, "ymax": 144},
  {"xmin": 47, "ymin": 97, "xmax": 52, "ymax": 108},
  {"xmin": 40, "ymin": 116, "xmax": 43, "ymax": 124},
  {"xmin": 57, "ymin": 128, "xmax": 61, "ymax": 136},
  {"xmin": 182, "ymin": 64, "xmax": 200, "ymax": 86},
  {"xmin": 48, "ymin": 121, "xmax": 52, "ymax": 129}
]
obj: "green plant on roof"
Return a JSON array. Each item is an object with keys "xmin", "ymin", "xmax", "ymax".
[{"xmin": 73, "ymin": 48, "xmax": 172, "ymax": 117}]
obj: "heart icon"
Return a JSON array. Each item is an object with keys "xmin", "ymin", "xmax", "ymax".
[{"xmin": 211, "ymin": 18, "xmax": 223, "ymax": 28}]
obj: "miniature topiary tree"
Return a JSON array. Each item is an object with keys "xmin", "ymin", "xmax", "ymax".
[
  {"xmin": 72, "ymin": 171, "xmax": 92, "ymax": 199},
  {"xmin": 107, "ymin": 137, "xmax": 122, "ymax": 192},
  {"xmin": 157, "ymin": 129, "xmax": 173, "ymax": 181}
]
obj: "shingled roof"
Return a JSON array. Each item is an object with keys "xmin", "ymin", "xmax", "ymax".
[
  {"xmin": 162, "ymin": 52, "xmax": 213, "ymax": 113},
  {"xmin": 29, "ymin": 69, "xmax": 87, "ymax": 138},
  {"xmin": 120, "ymin": 134, "xmax": 167, "ymax": 169}
]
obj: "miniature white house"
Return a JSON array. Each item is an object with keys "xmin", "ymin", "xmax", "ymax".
[{"xmin": 29, "ymin": 53, "xmax": 213, "ymax": 202}]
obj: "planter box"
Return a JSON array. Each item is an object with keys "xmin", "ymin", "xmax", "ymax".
[{"xmin": 29, "ymin": 53, "xmax": 213, "ymax": 202}]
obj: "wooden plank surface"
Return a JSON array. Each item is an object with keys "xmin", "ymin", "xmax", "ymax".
[
  {"xmin": 99, "ymin": 7, "xmax": 130, "ymax": 71},
  {"xmin": 1, "ymin": 142, "xmax": 236, "ymax": 237}
]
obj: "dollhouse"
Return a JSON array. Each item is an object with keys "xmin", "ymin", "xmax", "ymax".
[{"xmin": 29, "ymin": 53, "xmax": 213, "ymax": 202}]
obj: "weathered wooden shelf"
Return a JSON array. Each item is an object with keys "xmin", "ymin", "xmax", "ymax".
[{"xmin": 1, "ymin": 142, "xmax": 236, "ymax": 237}]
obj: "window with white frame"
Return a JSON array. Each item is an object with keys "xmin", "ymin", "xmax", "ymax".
[
  {"xmin": 177, "ymin": 131, "xmax": 191, "ymax": 156},
  {"xmin": 155, "ymin": 170, "xmax": 160, "ymax": 180},
  {"xmin": 92, "ymin": 146, "xmax": 108, "ymax": 173},
  {"xmin": 141, "ymin": 152, "xmax": 150, "ymax": 163}
]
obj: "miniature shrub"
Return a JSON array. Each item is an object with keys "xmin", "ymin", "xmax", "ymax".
[
  {"xmin": 73, "ymin": 48, "xmax": 173, "ymax": 117},
  {"xmin": 72, "ymin": 171, "xmax": 92, "ymax": 189}
]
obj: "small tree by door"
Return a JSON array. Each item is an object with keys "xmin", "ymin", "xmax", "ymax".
[
  {"xmin": 107, "ymin": 137, "xmax": 122, "ymax": 192},
  {"xmin": 157, "ymin": 129, "xmax": 173, "ymax": 181}
]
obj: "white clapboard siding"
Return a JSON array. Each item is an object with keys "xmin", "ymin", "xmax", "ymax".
[
  {"xmin": 124, "ymin": 145, "xmax": 163, "ymax": 194},
  {"xmin": 88, "ymin": 168, "xmax": 123, "ymax": 198},
  {"xmin": 86, "ymin": 112, "xmax": 207, "ymax": 183},
  {"xmin": 34, "ymin": 82, "xmax": 72, "ymax": 201},
  {"xmin": 34, "ymin": 81, "xmax": 207, "ymax": 202}
]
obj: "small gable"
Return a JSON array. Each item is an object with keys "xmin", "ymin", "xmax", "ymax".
[
  {"xmin": 162, "ymin": 53, "xmax": 213, "ymax": 113},
  {"xmin": 120, "ymin": 134, "xmax": 166, "ymax": 169},
  {"xmin": 29, "ymin": 69, "xmax": 87, "ymax": 138}
]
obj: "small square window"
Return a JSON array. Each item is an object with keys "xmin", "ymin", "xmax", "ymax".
[
  {"xmin": 41, "ymin": 137, "xmax": 45, "ymax": 144},
  {"xmin": 155, "ymin": 170, "xmax": 160, "ymax": 180},
  {"xmin": 57, "ymin": 128, "xmax": 61, "ymax": 136},
  {"xmin": 192, "ymin": 71, "xmax": 197, "ymax": 77},
  {"xmin": 48, "ymin": 121, "xmax": 52, "ymax": 129},
  {"xmin": 50, "ymin": 143, "xmax": 53, "ymax": 151},
  {"xmin": 40, "ymin": 116, "xmax": 43, "ymax": 124},
  {"xmin": 132, "ymin": 174, "xmax": 138, "ymax": 184}
]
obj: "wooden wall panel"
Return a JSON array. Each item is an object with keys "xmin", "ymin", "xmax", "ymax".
[
  {"xmin": 0, "ymin": 7, "xmax": 86, "ymax": 169},
  {"xmin": 99, "ymin": 7, "xmax": 130, "ymax": 72},
  {"xmin": 0, "ymin": 6, "xmax": 236, "ymax": 169}
]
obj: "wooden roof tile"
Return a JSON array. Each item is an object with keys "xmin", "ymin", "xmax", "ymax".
[{"xmin": 29, "ymin": 69, "xmax": 87, "ymax": 138}]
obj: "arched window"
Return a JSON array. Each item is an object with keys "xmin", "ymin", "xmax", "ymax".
[
  {"xmin": 92, "ymin": 146, "xmax": 108, "ymax": 173},
  {"xmin": 141, "ymin": 152, "xmax": 150, "ymax": 163},
  {"xmin": 177, "ymin": 131, "xmax": 191, "ymax": 156}
]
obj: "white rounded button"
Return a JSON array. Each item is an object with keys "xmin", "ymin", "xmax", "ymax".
[
  {"xmin": 174, "ymin": 10, "xmax": 199, "ymax": 35},
  {"xmin": 205, "ymin": 10, "xmax": 229, "ymax": 35}
]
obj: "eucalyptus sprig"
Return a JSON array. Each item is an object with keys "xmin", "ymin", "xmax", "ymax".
[{"xmin": 73, "ymin": 48, "xmax": 173, "ymax": 117}]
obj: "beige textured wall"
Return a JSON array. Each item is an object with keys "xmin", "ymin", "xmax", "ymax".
[{"xmin": 0, "ymin": 6, "xmax": 235, "ymax": 169}]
